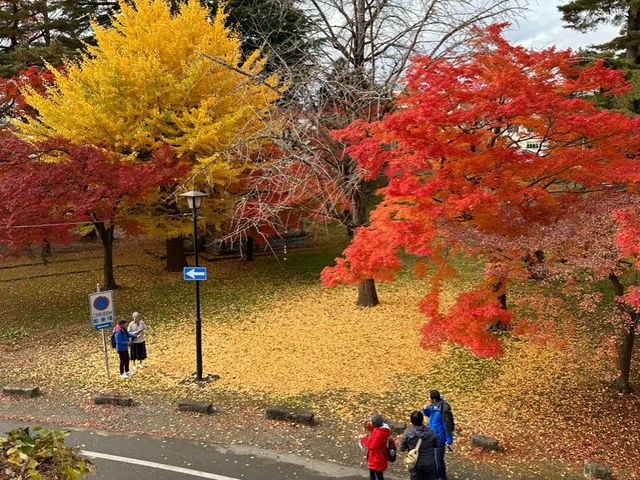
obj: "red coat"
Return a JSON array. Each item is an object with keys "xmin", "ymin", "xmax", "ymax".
[{"xmin": 361, "ymin": 424, "xmax": 390, "ymax": 472}]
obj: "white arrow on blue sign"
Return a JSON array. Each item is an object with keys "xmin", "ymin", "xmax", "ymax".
[{"xmin": 183, "ymin": 266, "xmax": 207, "ymax": 281}]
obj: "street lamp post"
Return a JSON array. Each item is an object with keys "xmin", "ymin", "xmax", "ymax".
[{"xmin": 180, "ymin": 190, "xmax": 208, "ymax": 381}]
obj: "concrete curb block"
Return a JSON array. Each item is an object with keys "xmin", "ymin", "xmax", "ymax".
[
  {"xmin": 266, "ymin": 406, "xmax": 315, "ymax": 425},
  {"xmin": 94, "ymin": 394, "xmax": 134, "ymax": 407},
  {"xmin": 389, "ymin": 422, "xmax": 406, "ymax": 434},
  {"xmin": 2, "ymin": 385, "xmax": 40, "ymax": 398},
  {"xmin": 178, "ymin": 400, "xmax": 215, "ymax": 414},
  {"xmin": 470, "ymin": 434, "xmax": 499, "ymax": 451},
  {"xmin": 584, "ymin": 460, "xmax": 614, "ymax": 479}
]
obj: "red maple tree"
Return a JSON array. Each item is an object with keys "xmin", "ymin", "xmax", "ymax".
[
  {"xmin": 0, "ymin": 133, "xmax": 189, "ymax": 288},
  {"xmin": 322, "ymin": 25, "xmax": 640, "ymax": 391},
  {"xmin": 0, "ymin": 66, "xmax": 57, "ymax": 119}
]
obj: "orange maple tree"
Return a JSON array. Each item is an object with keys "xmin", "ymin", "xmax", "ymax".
[{"xmin": 322, "ymin": 26, "xmax": 640, "ymax": 368}]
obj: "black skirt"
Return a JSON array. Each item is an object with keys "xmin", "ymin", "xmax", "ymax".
[{"xmin": 130, "ymin": 342, "xmax": 147, "ymax": 361}]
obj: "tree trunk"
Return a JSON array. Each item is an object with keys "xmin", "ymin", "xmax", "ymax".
[
  {"xmin": 350, "ymin": 184, "xmax": 379, "ymax": 307},
  {"xmin": 245, "ymin": 235, "xmax": 254, "ymax": 261},
  {"xmin": 525, "ymin": 250, "xmax": 547, "ymax": 280},
  {"xmin": 165, "ymin": 236, "xmax": 186, "ymax": 272},
  {"xmin": 95, "ymin": 222, "xmax": 117, "ymax": 290},
  {"xmin": 498, "ymin": 293, "xmax": 507, "ymax": 310},
  {"xmin": 357, "ymin": 278, "xmax": 379, "ymax": 307},
  {"xmin": 491, "ymin": 279, "xmax": 508, "ymax": 310},
  {"xmin": 609, "ymin": 273, "xmax": 637, "ymax": 394},
  {"xmin": 610, "ymin": 320, "xmax": 637, "ymax": 394},
  {"xmin": 627, "ymin": 3, "xmax": 640, "ymax": 64}
]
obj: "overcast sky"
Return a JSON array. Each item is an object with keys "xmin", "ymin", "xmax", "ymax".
[{"xmin": 504, "ymin": 0, "xmax": 620, "ymax": 51}]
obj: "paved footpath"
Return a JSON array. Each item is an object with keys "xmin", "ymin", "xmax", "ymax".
[{"xmin": 0, "ymin": 420, "xmax": 369, "ymax": 480}]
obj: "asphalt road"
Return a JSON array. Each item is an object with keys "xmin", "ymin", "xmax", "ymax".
[{"xmin": 0, "ymin": 420, "xmax": 370, "ymax": 480}]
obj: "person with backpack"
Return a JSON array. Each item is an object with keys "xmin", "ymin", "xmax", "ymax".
[
  {"xmin": 359, "ymin": 413, "xmax": 391, "ymax": 480},
  {"xmin": 400, "ymin": 411, "xmax": 440, "ymax": 480},
  {"xmin": 112, "ymin": 320, "xmax": 137, "ymax": 379},
  {"xmin": 422, "ymin": 390, "xmax": 454, "ymax": 480}
]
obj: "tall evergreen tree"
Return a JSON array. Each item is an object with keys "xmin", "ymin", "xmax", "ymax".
[
  {"xmin": 1, "ymin": 0, "xmax": 314, "ymax": 79},
  {"xmin": 210, "ymin": 0, "xmax": 317, "ymax": 76},
  {"xmin": 559, "ymin": 1, "xmax": 640, "ymax": 63},
  {"xmin": 0, "ymin": 1, "xmax": 118, "ymax": 76}
]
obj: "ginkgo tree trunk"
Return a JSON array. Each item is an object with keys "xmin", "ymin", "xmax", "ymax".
[{"xmin": 13, "ymin": 0, "xmax": 283, "ymax": 275}]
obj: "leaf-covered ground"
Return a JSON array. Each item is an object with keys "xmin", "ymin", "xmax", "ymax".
[{"xmin": 1, "ymin": 236, "xmax": 639, "ymax": 478}]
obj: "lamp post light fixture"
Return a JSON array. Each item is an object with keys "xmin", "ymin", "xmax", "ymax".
[{"xmin": 180, "ymin": 190, "xmax": 208, "ymax": 381}]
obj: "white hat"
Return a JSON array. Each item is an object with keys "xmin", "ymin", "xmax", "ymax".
[{"xmin": 132, "ymin": 311, "xmax": 141, "ymax": 318}]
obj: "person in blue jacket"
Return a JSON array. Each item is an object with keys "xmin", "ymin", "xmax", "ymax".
[
  {"xmin": 422, "ymin": 390, "xmax": 454, "ymax": 480},
  {"xmin": 114, "ymin": 320, "xmax": 137, "ymax": 379}
]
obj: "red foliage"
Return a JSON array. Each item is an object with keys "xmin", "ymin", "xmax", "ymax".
[
  {"xmin": 420, "ymin": 290, "xmax": 512, "ymax": 357},
  {"xmin": 0, "ymin": 66, "xmax": 57, "ymax": 118},
  {"xmin": 612, "ymin": 209, "xmax": 640, "ymax": 268},
  {"xmin": 0, "ymin": 133, "xmax": 189, "ymax": 251},
  {"xmin": 619, "ymin": 286, "xmax": 640, "ymax": 313},
  {"xmin": 323, "ymin": 26, "xmax": 640, "ymax": 356}
]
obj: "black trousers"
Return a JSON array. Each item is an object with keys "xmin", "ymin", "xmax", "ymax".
[
  {"xmin": 118, "ymin": 351, "xmax": 130, "ymax": 374},
  {"xmin": 410, "ymin": 465, "xmax": 437, "ymax": 480},
  {"xmin": 369, "ymin": 470, "xmax": 384, "ymax": 480}
]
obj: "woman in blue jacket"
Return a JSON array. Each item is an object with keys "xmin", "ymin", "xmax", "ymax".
[
  {"xmin": 114, "ymin": 320, "xmax": 137, "ymax": 379},
  {"xmin": 422, "ymin": 390, "xmax": 454, "ymax": 480}
]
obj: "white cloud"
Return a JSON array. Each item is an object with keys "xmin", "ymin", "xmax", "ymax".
[{"xmin": 504, "ymin": 0, "xmax": 620, "ymax": 50}]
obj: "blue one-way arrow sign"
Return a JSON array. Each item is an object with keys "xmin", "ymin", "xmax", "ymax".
[{"xmin": 183, "ymin": 266, "xmax": 207, "ymax": 281}]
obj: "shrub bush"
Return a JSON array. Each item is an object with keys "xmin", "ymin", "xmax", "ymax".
[{"xmin": 0, "ymin": 427, "xmax": 95, "ymax": 479}]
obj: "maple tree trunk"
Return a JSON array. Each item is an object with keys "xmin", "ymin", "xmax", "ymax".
[
  {"xmin": 351, "ymin": 185, "xmax": 379, "ymax": 307},
  {"xmin": 165, "ymin": 236, "xmax": 186, "ymax": 272},
  {"xmin": 95, "ymin": 222, "xmax": 117, "ymax": 290},
  {"xmin": 492, "ymin": 279, "xmax": 508, "ymax": 310},
  {"xmin": 610, "ymin": 321, "xmax": 637, "ymax": 394},
  {"xmin": 357, "ymin": 279, "xmax": 379, "ymax": 307},
  {"xmin": 498, "ymin": 293, "xmax": 507, "ymax": 310},
  {"xmin": 609, "ymin": 273, "xmax": 637, "ymax": 394}
]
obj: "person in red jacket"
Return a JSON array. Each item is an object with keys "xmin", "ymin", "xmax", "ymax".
[{"xmin": 360, "ymin": 413, "xmax": 391, "ymax": 480}]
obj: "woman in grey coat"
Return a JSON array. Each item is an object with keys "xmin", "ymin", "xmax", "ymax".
[{"xmin": 400, "ymin": 411, "xmax": 441, "ymax": 480}]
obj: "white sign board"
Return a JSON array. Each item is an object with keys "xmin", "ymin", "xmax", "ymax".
[{"xmin": 89, "ymin": 290, "xmax": 115, "ymax": 330}]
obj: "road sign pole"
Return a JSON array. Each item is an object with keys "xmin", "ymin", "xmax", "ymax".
[
  {"xmin": 193, "ymin": 207, "xmax": 203, "ymax": 381},
  {"xmin": 102, "ymin": 329, "xmax": 110, "ymax": 380},
  {"xmin": 97, "ymin": 284, "xmax": 110, "ymax": 380}
]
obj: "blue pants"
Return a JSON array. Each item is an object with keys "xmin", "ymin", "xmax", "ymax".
[{"xmin": 434, "ymin": 446, "xmax": 447, "ymax": 480}]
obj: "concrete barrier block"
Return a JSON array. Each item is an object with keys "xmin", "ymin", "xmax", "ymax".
[
  {"xmin": 178, "ymin": 400, "xmax": 215, "ymax": 414},
  {"xmin": 94, "ymin": 394, "xmax": 133, "ymax": 407},
  {"xmin": 470, "ymin": 434, "xmax": 499, "ymax": 451},
  {"xmin": 2, "ymin": 385, "xmax": 40, "ymax": 398},
  {"xmin": 584, "ymin": 461, "xmax": 614, "ymax": 479},
  {"xmin": 389, "ymin": 422, "xmax": 407, "ymax": 434},
  {"xmin": 266, "ymin": 406, "xmax": 315, "ymax": 425}
]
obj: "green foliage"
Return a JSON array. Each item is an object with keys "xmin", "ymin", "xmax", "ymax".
[
  {"xmin": 559, "ymin": 1, "xmax": 640, "ymax": 64},
  {"xmin": 0, "ymin": 427, "xmax": 95, "ymax": 479},
  {"xmin": 0, "ymin": 326, "xmax": 30, "ymax": 341},
  {"xmin": 210, "ymin": 0, "xmax": 318, "ymax": 76},
  {"xmin": 0, "ymin": 1, "xmax": 118, "ymax": 77},
  {"xmin": 559, "ymin": 0, "xmax": 631, "ymax": 32}
]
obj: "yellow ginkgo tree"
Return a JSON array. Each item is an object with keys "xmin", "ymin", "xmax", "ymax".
[{"xmin": 15, "ymin": 0, "xmax": 283, "ymax": 270}]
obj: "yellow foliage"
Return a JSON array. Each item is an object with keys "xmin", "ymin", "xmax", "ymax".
[
  {"xmin": 14, "ymin": 0, "xmax": 283, "ymax": 237},
  {"xmin": 16, "ymin": 0, "xmax": 281, "ymax": 163}
]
